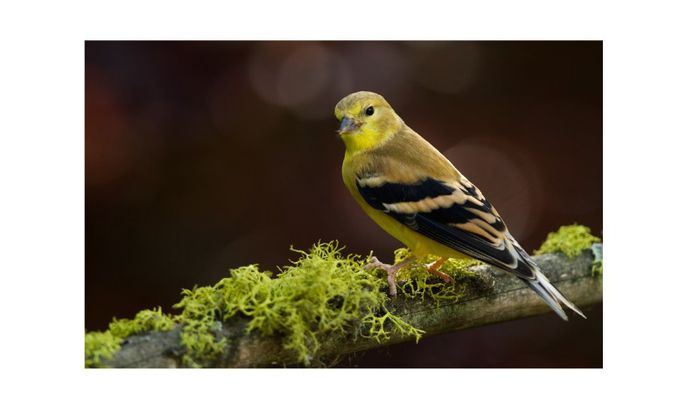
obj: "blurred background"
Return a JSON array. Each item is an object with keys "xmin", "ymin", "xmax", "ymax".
[{"xmin": 85, "ymin": 41, "xmax": 602, "ymax": 367}]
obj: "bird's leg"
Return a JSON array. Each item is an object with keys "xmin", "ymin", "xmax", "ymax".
[
  {"xmin": 364, "ymin": 256, "xmax": 415, "ymax": 297},
  {"xmin": 425, "ymin": 257, "xmax": 453, "ymax": 283}
]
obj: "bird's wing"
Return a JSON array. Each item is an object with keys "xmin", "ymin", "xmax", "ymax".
[{"xmin": 356, "ymin": 173, "xmax": 537, "ymax": 280}]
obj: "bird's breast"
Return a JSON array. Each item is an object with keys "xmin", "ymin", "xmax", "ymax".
[{"xmin": 341, "ymin": 156, "xmax": 420, "ymax": 252}]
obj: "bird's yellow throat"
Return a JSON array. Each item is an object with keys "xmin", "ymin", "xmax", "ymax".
[{"xmin": 340, "ymin": 127, "xmax": 387, "ymax": 157}]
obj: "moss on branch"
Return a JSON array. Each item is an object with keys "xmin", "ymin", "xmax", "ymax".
[
  {"xmin": 534, "ymin": 224, "xmax": 601, "ymax": 258},
  {"xmin": 85, "ymin": 224, "xmax": 602, "ymax": 368}
]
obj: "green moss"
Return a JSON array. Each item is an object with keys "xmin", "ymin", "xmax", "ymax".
[
  {"xmin": 86, "ymin": 242, "xmax": 426, "ymax": 367},
  {"xmin": 109, "ymin": 307, "xmax": 176, "ymax": 338},
  {"xmin": 171, "ymin": 241, "xmax": 424, "ymax": 366},
  {"xmin": 85, "ymin": 331, "xmax": 122, "ymax": 368},
  {"xmin": 178, "ymin": 319, "xmax": 227, "ymax": 368},
  {"xmin": 362, "ymin": 307, "xmax": 422, "ymax": 343},
  {"xmin": 172, "ymin": 284, "xmax": 229, "ymax": 367},
  {"xmin": 87, "ymin": 224, "xmax": 606, "ymax": 367},
  {"xmin": 84, "ymin": 307, "xmax": 176, "ymax": 368},
  {"xmin": 534, "ymin": 224, "xmax": 603, "ymax": 277},
  {"xmin": 534, "ymin": 224, "xmax": 601, "ymax": 258},
  {"xmin": 391, "ymin": 248, "xmax": 481, "ymax": 303},
  {"xmin": 85, "ymin": 242, "xmax": 483, "ymax": 367}
]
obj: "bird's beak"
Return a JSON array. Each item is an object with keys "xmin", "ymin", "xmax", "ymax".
[{"xmin": 338, "ymin": 116, "xmax": 360, "ymax": 135}]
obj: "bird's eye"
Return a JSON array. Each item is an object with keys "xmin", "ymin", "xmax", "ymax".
[{"xmin": 365, "ymin": 106, "xmax": 374, "ymax": 116}]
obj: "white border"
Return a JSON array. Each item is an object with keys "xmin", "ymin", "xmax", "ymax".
[{"xmin": 2, "ymin": 1, "xmax": 699, "ymax": 411}]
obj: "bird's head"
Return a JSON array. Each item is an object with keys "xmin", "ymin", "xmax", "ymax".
[{"xmin": 334, "ymin": 91, "xmax": 404, "ymax": 155}]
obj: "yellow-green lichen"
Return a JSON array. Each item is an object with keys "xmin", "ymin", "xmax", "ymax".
[
  {"xmin": 362, "ymin": 308, "xmax": 422, "ymax": 343},
  {"xmin": 391, "ymin": 248, "xmax": 481, "ymax": 303},
  {"xmin": 85, "ymin": 331, "xmax": 123, "ymax": 368},
  {"xmin": 171, "ymin": 241, "xmax": 424, "ymax": 367},
  {"xmin": 534, "ymin": 224, "xmax": 602, "ymax": 277},
  {"xmin": 86, "ymin": 242, "xmax": 425, "ymax": 367},
  {"xmin": 84, "ymin": 307, "xmax": 176, "ymax": 367},
  {"xmin": 109, "ymin": 307, "xmax": 176, "ymax": 338},
  {"xmin": 534, "ymin": 224, "xmax": 601, "ymax": 258},
  {"xmin": 171, "ymin": 286, "xmax": 228, "ymax": 367},
  {"xmin": 86, "ymin": 224, "xmax": 604, "ymax": 367}
]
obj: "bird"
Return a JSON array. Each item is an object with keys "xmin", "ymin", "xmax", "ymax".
[{"xmin": 334, "ymin": 91, "xmax": 585, "ymax": 321}]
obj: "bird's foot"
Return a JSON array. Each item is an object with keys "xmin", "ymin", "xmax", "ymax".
[
  {"xmin": 425, "ymin": 257, "xmax": 453, "ymax": 283},
  {"xmin": 364, "ymin": 256, "xmax": 415, "ymax": 297}
]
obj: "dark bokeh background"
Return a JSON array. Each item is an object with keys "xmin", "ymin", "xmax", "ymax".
[{"xmin": 86, "ymin": 41, "xmax": 602, "ymax": 367}]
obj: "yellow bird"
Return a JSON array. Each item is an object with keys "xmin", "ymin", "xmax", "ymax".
[{"xmin": 335, "ymin": 91, "xmax": 585, "ymax": 320}]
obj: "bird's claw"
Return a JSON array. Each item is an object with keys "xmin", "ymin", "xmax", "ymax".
[
  {"xmin": 364, "ymin": 257, "xmax": 412, "ymax": 297},
  {"xmin": 363, "ymin": 256, "xmax": 391, "ymax": 272},
  {"xmin": 365, "ymin": 256, "xmax": 454, "ymax": 296},
  {"xmin": 425, "ymin": 258, "xmax": 453, "ymax": 283}
]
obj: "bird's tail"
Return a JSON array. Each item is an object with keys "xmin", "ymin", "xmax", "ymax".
[{"xmin": 523, "ymin": 270, "xmax": 587, "ymax": 321}]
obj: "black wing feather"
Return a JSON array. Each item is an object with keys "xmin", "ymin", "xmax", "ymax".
[
  {"xmin": 357, "ymin": 176, "xmax": 535, "ymax": 278},
  {"xmin": 359, "ymin": 178, "xmax": 454, "ymax": 209}
]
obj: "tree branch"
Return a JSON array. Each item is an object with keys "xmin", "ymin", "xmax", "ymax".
[{"xmin": 106, "ymin": 247, "xmax": 602, "ymax": 368}]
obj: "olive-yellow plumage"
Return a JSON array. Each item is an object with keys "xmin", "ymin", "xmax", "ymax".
[{"xmin": 334, "ymin": 91, "xmax": 585, "ymax": 320}]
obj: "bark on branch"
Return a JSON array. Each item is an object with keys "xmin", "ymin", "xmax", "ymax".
[{"xmin": 106, "ymin": 247, "xmax": 602, "ymax": 368}]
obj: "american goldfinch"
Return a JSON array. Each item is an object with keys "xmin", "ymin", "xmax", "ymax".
[{"xmin": 335, "ymin": 91, "xmax": 585, "ymax": 321}]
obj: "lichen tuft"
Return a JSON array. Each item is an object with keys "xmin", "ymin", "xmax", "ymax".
[
  {"xmin": 170, "ymin": 241, "xmax": 425, "ymax": 366},
  {"xmin": 85, "ymin": 331, "xmax": 122, "ymax": 368},
  {"xmin": 89, "ymin": 224, "xmax": 602, "ymax": 368},
  {"xmin": 85, "ymin": 307, "xmax": 176, "ymax": 367},
  {"xmin": 534, "ymin": 224, "xmax": 601, "ymax": 258},
  {"xmin": 109, "ymin": 307, "xmax": 176, "ymax": 339},
  {"xmin": 172, "ymin": 286, "xmax": 229, "ymax": 367},
  {"xmin": 391, "ymin": 248, "xmax": 481, "ymax": 303}
]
